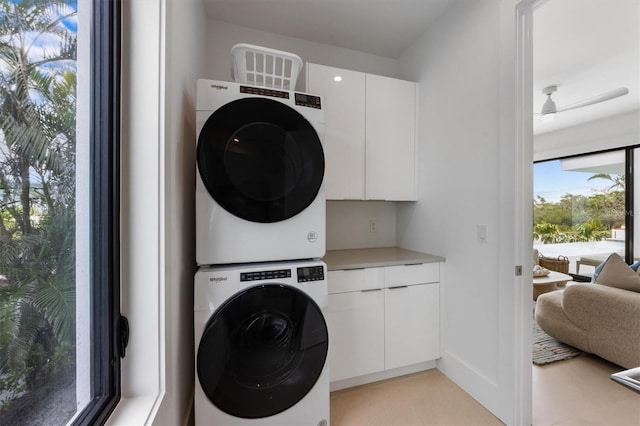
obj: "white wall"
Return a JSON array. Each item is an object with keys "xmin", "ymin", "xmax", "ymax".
[
  {"xmin": 534, "ymin": 109, "xmax": 640, "ymax": 161},
  {"xmin": 396, "ymin": 0, "xmax": 522, "ymax": 423},
  {"xmin": 326, "ymin": 201, "xmax": 397, "ymax": 250},
  {"xmin": 204, "ymin": 20, "xmax": 400, "ymax": 91}
]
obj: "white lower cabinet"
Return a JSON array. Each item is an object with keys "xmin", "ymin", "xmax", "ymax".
[
  {"xmin": 327, "ymin": 263, "xmax": 440, "ymax": 384},
  {"xmin": 384, "ymin": 283, "xmax": 440, "ymax": 370},
  {"xmin": 328, "ymin": 290, "xmax": 384, "ymax": 382}
]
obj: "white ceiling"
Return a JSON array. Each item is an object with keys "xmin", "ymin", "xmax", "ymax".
[
  {"xmin": 533, "ymin": 0, "xmax": 640, "ymax": 135},
  {"xmin": 202, "ymin": 0, "xmax": 457, "ymax": 58},
  {"xmin": 203, "ymin": 0, "xmax": 640, "ymax": 135}
]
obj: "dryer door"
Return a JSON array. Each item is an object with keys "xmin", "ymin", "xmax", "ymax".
[
  {"xmin": 197, "ymin": 97, "xmax": 324, "ymax": 223},
  {"xmin": 197, "ymin": 284, "xmax": 328, "ymax": 419}
]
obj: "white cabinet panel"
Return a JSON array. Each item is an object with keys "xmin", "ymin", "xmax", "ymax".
[
  {"xmin": 384, "ymin": 283, "xmax": 440, "ymax": 370},
  {"xmin": 365, "ymin": 74, "xmax": 417, "ymax": 201},
  {"xmin": 307, "ymin": 63, "xmax": 365, "ymax": 200},
  {"xmin": 327, "ymin": 291, "xmax": 385, "ymax": 382},
  {"xmin": 384, "ymin": 263, "xmax": 439, "ymax": 287},
  {"xmin": 328, "ymin": 268, "xmax": 383, "ymax": 294}
]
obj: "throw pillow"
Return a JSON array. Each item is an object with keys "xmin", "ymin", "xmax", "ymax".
[{"xmin": 593, "ymin": 253, "xmax": 640, "ymax": 293}]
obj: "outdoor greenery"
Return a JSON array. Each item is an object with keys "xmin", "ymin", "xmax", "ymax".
[
  {"xmin": 533, "ymin": 174, "xmax": 625, "ymax": 244},
  {"xmin": 0, "ymin": 0, "xmax": 77, "ymax": 415}
]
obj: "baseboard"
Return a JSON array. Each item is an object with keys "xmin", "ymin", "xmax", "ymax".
[
  {"xmin": 437, "ymin": 350, "xmax": 500, "ymax": 417},
  {"xmin": 329, "ymin": 360, "xmax": 437, "ymax": 392}
]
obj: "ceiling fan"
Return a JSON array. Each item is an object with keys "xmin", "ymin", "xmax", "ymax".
[{"xmin": 538, "ymin": 85, "xmax": 629, "ymax": 120}]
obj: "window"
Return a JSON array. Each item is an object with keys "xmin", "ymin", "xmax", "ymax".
[
  {"xmin": 0, "ymin": 1, "xmax": 121, "ymax": 424},
  {"xmin": 534, "ymin": 147, "xmax": 638, "ymax": 277}
]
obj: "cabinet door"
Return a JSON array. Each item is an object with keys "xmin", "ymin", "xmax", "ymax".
[
  {"xmin": 384, "ymin": 283, "xmax": 439, "ymax": 370},
  {"xmin": 307, "ymin": 63, "xmax": 366, "ymax": 200},
  {"xmin": 327, "ymin": 290, "xmax": 384, "ymax": 382},
  {"xmin": 365, "ymin": 73, "xmax": 417, "ymax": 201}
]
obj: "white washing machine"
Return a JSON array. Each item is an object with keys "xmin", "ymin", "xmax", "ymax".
[
  {"xmin": 194, "ymin": 260, "xmax": 330, "ymax": 425},
  {"xmin": 196, "ymin": 79, "xmax": 326, "ymax": 266}
]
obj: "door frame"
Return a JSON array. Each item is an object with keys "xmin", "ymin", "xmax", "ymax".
[{"xmin": 513, "ymin": 0, "xmax": 548, "ymax": 424}]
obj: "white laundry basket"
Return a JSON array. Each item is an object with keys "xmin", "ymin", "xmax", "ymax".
[{"xmin": 231, "ymin": 43, "xmax": 302, "ymax": 90}]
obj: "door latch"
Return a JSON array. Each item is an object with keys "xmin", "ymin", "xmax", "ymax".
[{"xmin": 119, "ymin": 315, "xmax": 130, "ymax": 358}]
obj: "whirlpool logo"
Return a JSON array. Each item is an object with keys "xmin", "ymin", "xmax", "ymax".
[
  {"xmin": 210, "ymin": 84, "xmax": 228, "ymax": 90},
  {"xmin": 209, "ymin": 276, "xmax": 227, "ymax": 283}
]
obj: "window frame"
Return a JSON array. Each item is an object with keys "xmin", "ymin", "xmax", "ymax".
[
  {"xmin": 71, "ymin": 0, "xmax": 122, "ymax": 424},
  {"xmin": 534, "ymin": 144, "xmax": 639, "ymax": 275}
]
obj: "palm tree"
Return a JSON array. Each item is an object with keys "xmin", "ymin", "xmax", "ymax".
[
  {"xmin": 587, "ymin": 173, "xmax": 625, "ymax": 191},
  {"xmin": 0, "ymin": 0, "xmax": 77, "ymax": 399}
]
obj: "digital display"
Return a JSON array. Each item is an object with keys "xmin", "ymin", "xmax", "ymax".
[
  {"xmin": 297, "ymin": 265, "xmax": 324, "ymax": 282},
  {"xmin": 295, "ymin": 93, "xmax": 322, "ymax": 109}
]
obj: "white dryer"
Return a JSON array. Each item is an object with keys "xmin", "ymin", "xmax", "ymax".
[
  {"xmin": 196, "ymin": 79, "xmax": 326, "ymax": 266},
  {"xmin": 194, "ymin": 260, "xmax": 330, "ymax": 426}
]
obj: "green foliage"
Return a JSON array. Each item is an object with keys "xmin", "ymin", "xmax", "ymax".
[
  {"xmin": 533, "ymin": 175, "xmax": 626, "ymax": 244},
  {"xmin": 533, "ymin": 222, "xmax": 561, "ymax": 244},
  {"xmin": 0, "ymin": 0, "xmax": 77, "ymax": 407}
]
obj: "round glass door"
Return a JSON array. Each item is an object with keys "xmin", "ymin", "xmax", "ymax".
[
  {"xmin": 197, "ymin": 97, "xmax": 324, "ymax": 223},
  {"xmin": 197, "ymin": 284, "xmax": 328, "ymax": 419}
]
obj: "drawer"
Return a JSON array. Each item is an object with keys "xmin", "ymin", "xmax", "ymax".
[
  {"xmin": 328, "ymin": 268, "xmax": 384, "ymax": 294},
  {"xmin": 384, "ymin": 263, "xmax": 439, "ymax": 287}
]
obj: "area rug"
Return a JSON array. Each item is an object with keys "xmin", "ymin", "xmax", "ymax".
[{"xmin": 532, "ymin": 304, "xmax": 584, "ymax": 365}]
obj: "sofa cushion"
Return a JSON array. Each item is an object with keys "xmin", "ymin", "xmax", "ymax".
[{"xmin": 593, "ymin": 253, "xmax": 640, "ymax": 293}]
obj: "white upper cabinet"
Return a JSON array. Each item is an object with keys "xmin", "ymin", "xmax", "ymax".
[
  {"xmin": 307, "ymin": 64, "xmax": 366, "ymax": 199},
  {"xmin": 365, "ymin": 74, "xmax": 417, "ymax": 201},
  {"xmin": 307, "ymin": 63, "xmax": 417, "ymax": 201}
]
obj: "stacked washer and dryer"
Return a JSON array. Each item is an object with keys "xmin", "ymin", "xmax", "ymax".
[{"xmin": 194, "ymin": 46, "xmax": 330, "ymax": 426}]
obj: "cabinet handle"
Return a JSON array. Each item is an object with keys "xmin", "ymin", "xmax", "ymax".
[
  {"xmin": 361, "ymin": 288, "xmax": 382, "ymax": 292},
  {"xmin": 388, "ymin": 285, "xmax": 409, "ymax": 290}
]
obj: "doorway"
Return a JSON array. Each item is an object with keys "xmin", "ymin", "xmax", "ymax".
[{"xmin": 527, "ymin": 0, "xmax": 640, "ymax": 424}]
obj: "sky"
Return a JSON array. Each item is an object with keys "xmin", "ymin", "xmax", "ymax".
[{"xmin": 534, "ymin": 159, "xmax": 613, "ymax": 203}]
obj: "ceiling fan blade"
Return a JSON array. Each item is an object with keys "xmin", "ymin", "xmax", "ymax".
[{"xmin": 556, "ymin": 87, "xmax": 629, "ymax": 113}]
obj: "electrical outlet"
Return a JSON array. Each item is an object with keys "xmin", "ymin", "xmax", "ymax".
[{"xmin": 369, "ymin": 219, "xmax": 377, "ymax": 233}]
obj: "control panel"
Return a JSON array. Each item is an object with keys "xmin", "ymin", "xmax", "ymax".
[
  {"xmin": 297, "ymin": 265, "xmax": 325, "ymax": 282},
  {"xmin": 240, "ymin": 269, "xmax": 292, "ymax": 282},
  {"xmin": 295, "ymin": 93, "xmax": 322, "ymax": 109},
  {"xmin": 238, "ymin": 265, "xmax": 325, "ymax": 283},
  {"xmin": 240, "ymin": 85, "xmax": 289, "ymax": 99},
  {"xmin": 237, "ymin": 86, "xmax": 321, "ymax": 109}
]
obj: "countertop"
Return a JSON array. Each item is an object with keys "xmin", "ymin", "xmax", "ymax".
[{"xmin": 323, "ymin": 247, "xmax": 445, "ymax": 271}]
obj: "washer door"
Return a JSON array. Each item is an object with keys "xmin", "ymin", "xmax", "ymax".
[
  {"xmin": 197, "ymin": 284, "xmax": 328, "ymax": 419},
  {"xmin": 197, "ymin": 97, "xmax": 324, "ymax": 223}
]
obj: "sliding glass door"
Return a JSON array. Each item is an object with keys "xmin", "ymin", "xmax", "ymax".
[{"xmin": 534, "ymin": 148, "xmax": 634, "ymax": 276}]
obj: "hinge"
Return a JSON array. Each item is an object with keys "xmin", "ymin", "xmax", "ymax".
[
  {"xmin": 118, "ymin": 315, "xmax": 130, "ymax": 358},
  {"xmin": 515, "ymin": 265, "xmax": 523, "ymax": 276}
]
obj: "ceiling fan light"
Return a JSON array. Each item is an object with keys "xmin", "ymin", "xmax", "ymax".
[
  {"xmin": 542, "ymin": 112, "xmax": 556, "ymax": 123},
  {"xmin": 541, "ymin": 95, "xmax": 556, "ymax": 115}
]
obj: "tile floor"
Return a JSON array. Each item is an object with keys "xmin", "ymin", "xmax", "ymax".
[{"xmin": 330, "ymin": 355, "xmax": 640, "ymax": 426}]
